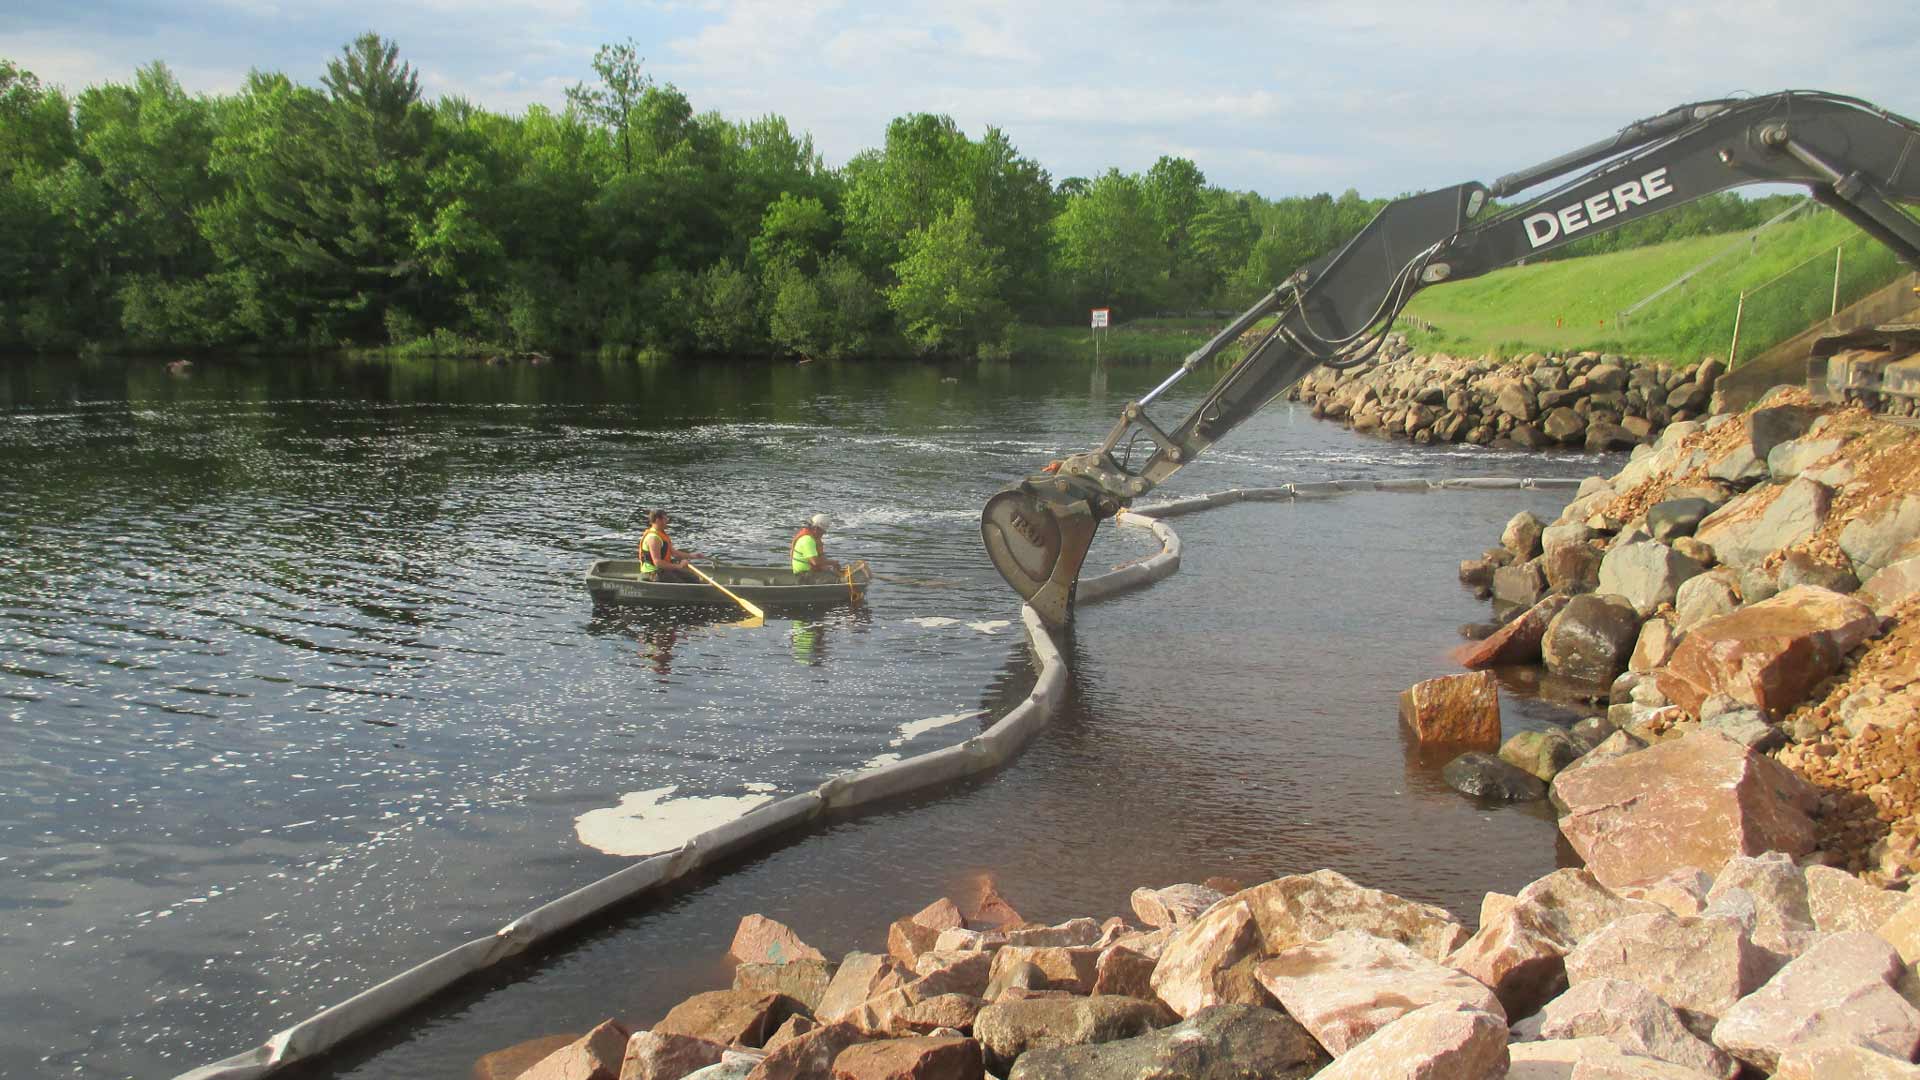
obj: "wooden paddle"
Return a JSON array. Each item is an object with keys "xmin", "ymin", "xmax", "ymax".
[{"xmin": 688, "ymin": 563, "xmax": 766, "ymax": 627}]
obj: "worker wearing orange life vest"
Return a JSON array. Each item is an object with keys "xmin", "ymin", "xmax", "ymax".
[
  {"xmin": 790, "ymin": 513, "xmax": 842, "ymax": 578},
  {"xmin": 639, "ymin": 509, "xmax": 700, "ymax": 582}
]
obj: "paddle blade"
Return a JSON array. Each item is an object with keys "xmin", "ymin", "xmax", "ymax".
[{"xmin": 981, "ymin": 486, "xmax": 1100, "ymax": 629}]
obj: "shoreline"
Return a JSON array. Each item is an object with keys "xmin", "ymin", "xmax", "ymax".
[
  {"xmin": 476, "ymin": 386, "xmax": 1920, "ymax": 1079},
  {"xmin": 1289, "ymin": 334, "xmax": 1723, "ymax": 454}
]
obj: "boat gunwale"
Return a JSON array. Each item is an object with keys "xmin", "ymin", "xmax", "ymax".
[{"xmin": 583, "ymin": 559, "xmax": 869, "ymax": 607}]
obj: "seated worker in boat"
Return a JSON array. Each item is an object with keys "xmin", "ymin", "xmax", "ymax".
[
  {"xmin": 639, "ymin": 510, "xmax": 701, "ymax": 582},
  {"xmin": 790, "ymin": 513, "xmax": 842, "ymax": 579}
]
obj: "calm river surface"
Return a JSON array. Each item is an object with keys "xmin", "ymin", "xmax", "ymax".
[{"xmin": 0, "ymin": 354, "xmax": 1612, "ymax": 1078}]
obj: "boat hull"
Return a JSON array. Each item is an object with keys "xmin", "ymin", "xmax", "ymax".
[{"xmin": 584, "ymin": 560, "xmax": 870, "ymax": 609}]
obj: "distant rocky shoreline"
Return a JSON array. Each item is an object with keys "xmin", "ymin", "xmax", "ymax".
[{"xmin": 1288, "ymin": 335, "xmax": 1724, "ymax": 453}]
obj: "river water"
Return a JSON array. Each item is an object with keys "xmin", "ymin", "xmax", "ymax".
[{"xmin": 0, "ymin": 354, "xmax": 1612, "ymax": 1079}]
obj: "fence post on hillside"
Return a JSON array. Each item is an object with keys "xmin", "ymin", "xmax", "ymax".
[
  {"xmin": 1728, "ymin": 291, "xmax": 1747, "ymax": 367},
  {"xmin": 1833, "ymin": 246, "xmax": 1844, "ymax": 317}
]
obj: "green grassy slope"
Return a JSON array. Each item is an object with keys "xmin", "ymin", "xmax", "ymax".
[{"xmin": 1401, "ymin": 209, "xmax": 1903, "ymax": 364}]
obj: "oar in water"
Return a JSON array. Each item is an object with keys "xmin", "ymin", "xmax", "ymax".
[{"xmin": 688, "ymin": 563, "xmax": 766, "ymax": 628}]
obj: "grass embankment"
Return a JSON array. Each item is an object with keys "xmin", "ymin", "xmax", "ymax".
[{"xmin": 1401, "ymin": 209, "xmax": 1904, "ymax": 364}]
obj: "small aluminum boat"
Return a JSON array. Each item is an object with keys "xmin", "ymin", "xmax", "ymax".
[{"xmin": 584, "ymin": 560, "xmax": 871, "ymax": 609}]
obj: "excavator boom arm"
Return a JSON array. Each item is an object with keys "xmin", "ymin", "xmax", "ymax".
[{"xmin": 986, "ymin": 90, "xmax": 1920, "ymax": 628}]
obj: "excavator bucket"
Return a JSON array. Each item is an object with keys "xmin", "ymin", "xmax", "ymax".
[{"xmin": 981, "ymin": 485, "xmax": 1102, "ymax": 629}]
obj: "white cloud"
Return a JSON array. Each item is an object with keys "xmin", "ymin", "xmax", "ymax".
[{"xmin": 5, "ymin": 0, "xmax": 1918, "ymax": 199}]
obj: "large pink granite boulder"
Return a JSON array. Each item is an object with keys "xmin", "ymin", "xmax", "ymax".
[
  {"xmin": 657, "ymin": 991, "xmax": 800, "ymax": 1047},
  {"xmin": 620, "ymin": 1029, "xmax": 727, "ymax": 1080},
  {"xmin": 1508, "ymin": 1036, "xmax": 1725, "ymax": 1079},
  {"xmin": 1447, "ymin": 870, "xmax": 1668, "ymax": 1019},
  {"xmin": 986, "ymin": 945, "xmax": 1100, "ymax": 995},
  {"xmin": 519, "ymin": 1019, "xmax": 630, "ymax": 1080},
  {"xmin": 732, "ymin": 915, "xmax": 829, "ymax": 965},
  {"xmin": 1399, "ymin": 670, "xmax": 1501, "ymax": 745},
  {"xmin": 1711, "ymin": 931, "xmax": 1920, "ymax": 1072},
  {"xmin": 1656, "ymin": 585, "xmax": 1879, "ymax": 718},
  {"xmin": 1447, "ymin": 902, "xmax": 1570, "ymax": 1021},
  {"xmin": 1129, "ymin": 883, "xmax": 1224, "ymax": 929},
  {"xmin": 1460, "ymin": 594, "xmax": 1570, "ymax": 669},
  {"xmin": 1308, "ymin": 1002, "xmax": 1507, "ymax": 1080},
  {"xmin": 1804, "ymin": 863, "xmax": 1911, "ymax": 933},
  {"xmin": 1775, "ymin": 1042, "xmax": 1920, "ymax": 1079},
  {"xmin": 829, "ymin": 1035, "xmax": 982, "ymax": 1080},
  {"xmin": 745, "ymin": 1021, "xmax": 869, "ymax": 1080},
  {"xmin": 1550, "ymin": 730, "xmax": 1818, "ymax": 889},
  {"xmin": 1150, "ymin": 870, "xmax": 1469, "ymax": 1018},
  {"xmin": 816, "ymin": 953, "xmax": 900, "ymax": 1024},
  {"xmin": 1255, "ymin": 930, "xmax": 1503, "ymax": 1055},
  {"xmin": 1537, "ymin": 978, "xmax": 1735, "ymax": 1079},
  {"xmin": 1704, "ymin": 853, "xmax": 1815, "ymax": 962},
  {"xmin": 1564, "ymin": 911, "xmax": 1771, "ymax": 1039}
]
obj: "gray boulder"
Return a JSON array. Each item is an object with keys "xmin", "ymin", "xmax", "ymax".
[
  {"xmin": 1006, "ymin": 1004, "xmax": 1327, "ymax": 1080},
  {"xmin": 1587, "ymin": 364, "xmax": 1627, "ymax": 393},
  {"xmin": 1500, "ymin": 727, "xmax": 1585, "ymax": 782},
  {"xmin": 1748, "ymin": 403, "xmax": 1820, "ymax": 462},
  {"xmin": 1840, "ymin": 494, "xmax": 1920, "ymax": 580},
  {"xmin": 1646, "ymin": 498, "xmax": 1715, "ymax": 542},
  {"xmin": 1708, "ymin": 443, "xmax": 1769, "ymax": 485},
  {"xmin": 1585, "ymin": 422, "xmax": 1637, "ymax": 453},
  {"xmin": 1667, "ymin": 381, "xmax": 1711, "ymax": 413},
  {"xmin": 1511, "ymin": 424, "xmax": 1552, "ymax": 450},
  {"xmin": 1695, "ymin": 477, "xmax": 1833, "ymax": 569},
  {"xmin": 1674, "ymin": 569, "xmax": 1742, "ymax": 633},
  {"xmin": 1705, "ymin": 709, "xmax": 1787, "ymax": 753},
  {"xmin": 1496, "ymin": 381, "xmax": 1539, "ymax": 422},
  {"xmin": 976, "ymin": 995, "xmax": 1173, "ymax": 1075},
  {"xmin": 1503, "ymin": 511, "xmax": 1545, "ymax": 560},
  {"xmin": 1493, "ymin": 561, "xmax": 1549, "ymax": 610},
  {"xmin": 1766, "ymin": 436, "xmax": 1843, "ymax": 482},
  {"xmin": 1570, "ymin": 715, "xmax": 1617, "ymax": 751},
  {"xmin": 1543, "ymin": 407, "xmax": 1586, "ymax": 444},
  {"xmin": 1543, "ymin": 593, "xmax": 1642, "ymax": 684},
  {"xmin": 1544, "ymin": 543, "xmax": 1604, "ymax": 595},
  {"xmin": 1458, "ymin": 558, "xmax": 1497, "ymax": 591},
  {"xmin": 1542, "ymin": 522, "xmax": 1599, "ymax": 553},
  {"xmin": 1598, "ymin": 541, "xmax": 1706, "ymax": 616},
  {"xmin": 1443, "ymin": 752, "xmax": 1549, "ymax": 802},
  {"xmin": 1777, "ymin": 550, "xmax": 1859, "ymax": 593}
]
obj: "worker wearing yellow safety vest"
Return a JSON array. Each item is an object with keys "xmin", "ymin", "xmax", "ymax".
[
  {"xmin": 790, "ymin": 513, "xmax": 842, "ymax": 578},
  {"xmin": 639, "ymin": 509, "xmax": 701, "ymax": 582}
]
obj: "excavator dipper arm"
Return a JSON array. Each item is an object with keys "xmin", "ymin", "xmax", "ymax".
[{"xmin": 985, "ymin": 91, "xmax": 1920, "ymax": 628}]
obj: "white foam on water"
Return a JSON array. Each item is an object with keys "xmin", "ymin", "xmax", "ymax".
[
  {"xmin": 888, "ymin": 709, "xmax": 986, "ymax": 748},
  {"xmin": 831, "ymin": 506, "xmax": 976, "ymax": 529},
  {"xmin": 860, "ymin": 752, "xmax": 904, "ymax": 770},
  {"xmin": 905, "ymin": 616, "xmax": 961, "ymax": 628},
  {"xmin": 966, "ymin": 620, "xmax": 1011, "ymax": 634},
  {"xmin": 573, "ymin": 785, "xmax": 777, "ymax": 857}
]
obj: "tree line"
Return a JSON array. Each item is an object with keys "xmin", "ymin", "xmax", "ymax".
[{"xmin": 0, "ymin": 35, "xmax": 1803, "ymax": 361}]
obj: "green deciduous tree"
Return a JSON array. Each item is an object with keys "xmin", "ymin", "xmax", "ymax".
[
  {"xmin": 1052, "ymin": 169, "xmax": 1161, "ymax": 313},
  {"xmin": 888, "ymin": 199, "xmax": 1007, "ymax": 356}
]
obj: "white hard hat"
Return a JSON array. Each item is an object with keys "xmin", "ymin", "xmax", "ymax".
[{"xmin": 809, "ymin": 513, "xmax": 830, "ymax": 530}]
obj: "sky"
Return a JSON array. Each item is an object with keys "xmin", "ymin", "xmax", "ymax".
[{"xmin": 6, "ymin": 0, "xmax": 1919, "ymax": 200}]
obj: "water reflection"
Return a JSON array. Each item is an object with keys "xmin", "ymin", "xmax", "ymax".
[
  {"xmin": 789, "ymin": 620, "xmax": 824, "ymax": 666},
  {"xmin": 1, "ymin": 351, "xmax": 1619, "ymax": 1078}
]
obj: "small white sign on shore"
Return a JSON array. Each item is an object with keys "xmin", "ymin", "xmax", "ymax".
[{"xmin": 1091, "ymin": 307, "xmax": 1110, "ymax": 328}]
